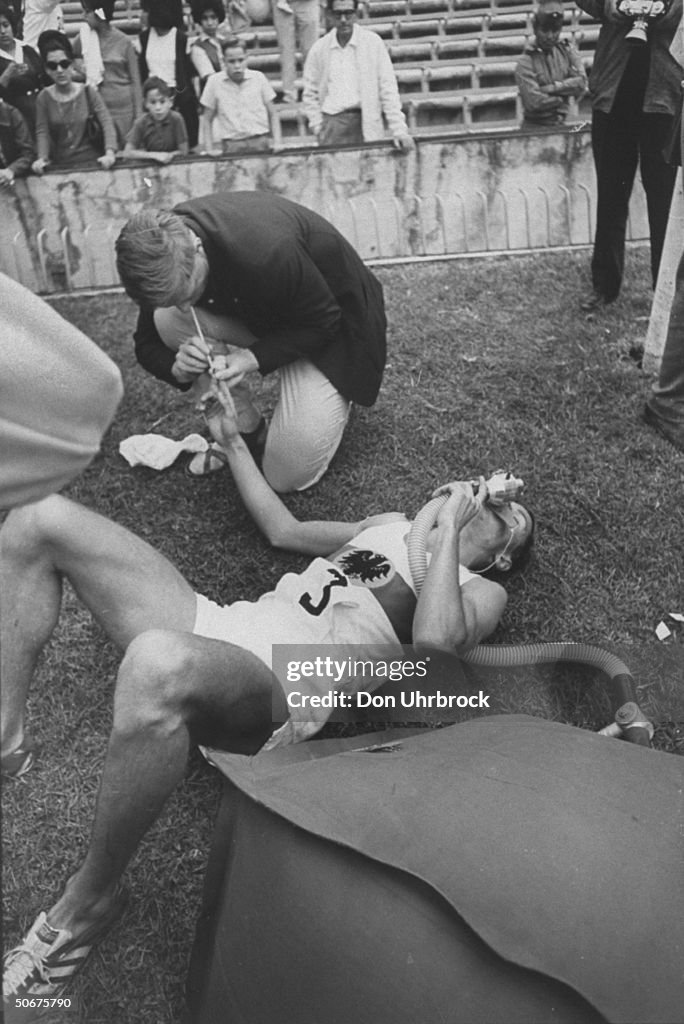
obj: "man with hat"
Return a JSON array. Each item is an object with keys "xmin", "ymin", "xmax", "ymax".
[{"xmin": 515, "ymin": 0, "xmax": 588, "ymax": 128}]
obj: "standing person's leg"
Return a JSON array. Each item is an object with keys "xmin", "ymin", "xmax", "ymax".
[
  {"xmin": 0, "ymin": 495, "xmax": 197, "ymax": 764},
  {"xmin": 174, "ymin": 85, "xmax": 199, "ymax": 149},
  {"xmin": 262, "ymin": 360, "xmax": 350, "ymax": 492},
  {"xmin": 644, "ymin": 246, "xmax": 684, "ymax": 451},
  {"xmin": 296, "ymin": 0, "xmax": 320, "ymax": 64},
  {"xmin": 273, "ymin": 0, "xmax": 297, "ymax": 102},
  {"xmin": 638, "ymin": 112, "xmax": 678, "ymax": 288},
  {"xmin": 589, "ymin": 109, "xmax": 639, "ymax": 303}
]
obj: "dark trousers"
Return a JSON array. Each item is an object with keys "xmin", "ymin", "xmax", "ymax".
[
  {"xmin": 174, "ymin": 85, "xmax": 199, "ymax": 149},
  {"xmin": 319, "ymin": 109, "xmax": 364, "ymax": 147},
  {"xmin": 591, "ymin": 108, "xmax": 677, "ymax": 298}
]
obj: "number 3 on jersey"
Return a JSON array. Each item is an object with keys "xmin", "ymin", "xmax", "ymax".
[{"xmin": 299, "ymin": 568, "xmax": 348, "ymax": 616}]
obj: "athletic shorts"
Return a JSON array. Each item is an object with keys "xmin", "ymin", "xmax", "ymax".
[{"xmin": 192, "ymin": 586, "xmax": 402, "ymax": 747}]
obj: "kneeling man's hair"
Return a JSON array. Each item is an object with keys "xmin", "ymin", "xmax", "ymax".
[{"xmin": 115, "ymin": 210, "xmax": 197, "ymax": 308}]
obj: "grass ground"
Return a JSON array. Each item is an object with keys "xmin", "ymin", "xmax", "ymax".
[{"xmin": 2, "ymin": 247, "xmax": 683, "ymax": 1024}]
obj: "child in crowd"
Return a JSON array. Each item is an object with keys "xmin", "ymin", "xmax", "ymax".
[
  {"xmin": 190, "ymin": 0, "xmax": 225, "ymax": 89},
  {"xmin": 200, "ymin": 35, "xmax": 281, "ymax": 154},
  {"xmin": 138, "ymin": 0, "xmax": 198, "ymax": 148},
  {"xmin": 124, "ymin": 75, "xmax": 188, "ymax": 163},
  {"xmin": 515, "ymin": 0, "xmax": 586, "ymax": 128}
]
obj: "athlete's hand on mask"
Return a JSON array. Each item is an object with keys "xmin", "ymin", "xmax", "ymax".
[
  {"xmin": 432, "ymin": 478, "xmax": 486, "ymax": 530},
  {"xmin": 212, "ymin": 347, "xmax": 259, "ymax": 388},
  {"xmin": 171, "ymin": 335, "xmax": 213, "ymax": 383}
]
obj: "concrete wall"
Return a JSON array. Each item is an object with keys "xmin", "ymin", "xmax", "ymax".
[{"xmin": 1, "ymin": 128, "xmax": 650, "ymax": 295}]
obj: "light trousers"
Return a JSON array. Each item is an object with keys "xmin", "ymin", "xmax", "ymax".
[
  {"xmin": 154, "ymin": 305, "xmax": 350, "ymax": 492},
  {"xmin": 272, "ymin": 0, "xmax": 320, "ymax": 102}
]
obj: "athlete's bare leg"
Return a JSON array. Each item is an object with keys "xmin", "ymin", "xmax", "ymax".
[{"xmin": 0, "ymin": 494, "xmax": 197, "ymax": 755}]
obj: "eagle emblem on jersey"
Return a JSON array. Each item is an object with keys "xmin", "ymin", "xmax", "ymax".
[{"xmin": 334, "ymin": 549, "xmax": 395, "ymax": 589}]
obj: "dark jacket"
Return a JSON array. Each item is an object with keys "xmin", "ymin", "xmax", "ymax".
[
  {"xmin": 138, "ymin": 27, "xmax": 194, "ymax": 97},
  {"xmin": 0, "ymin": 42, "xmax": 45, "ymax": 131},
  {"xmin": 133, "ymin": 191, "xmax": 387, "ymax": 406},
  {"xmin": 576, "ymin": 0, "xmax": 682, "ymax": 115},
  {"xmin": 0, "ymin": 99, "xmax": 34, "ymax": 176},
  {"xmin": 515, "ymin": 39, "xmax": 587, "ymax": 125}
]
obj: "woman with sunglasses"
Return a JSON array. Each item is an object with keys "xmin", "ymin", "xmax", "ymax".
[
  {"xmin": 0, "ymin": 1, "xmax": 45, "ymax": 132},
  {"xmin": 32, "ymin": 30, "xmax": 116, "ymax": 173}
]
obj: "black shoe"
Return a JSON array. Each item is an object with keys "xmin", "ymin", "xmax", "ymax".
[
  {"xmin": 580, "ymin": 291, "xmax": 614, "ymax": 312},
  {"xmin": 643, "ymin": 404, "xmax": 684, "ymax": 454}
]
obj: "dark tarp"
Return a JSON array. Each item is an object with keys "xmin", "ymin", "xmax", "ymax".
[{"xmin": 187, "ymin": 715, "xmax": 684, "ymax": 1024}]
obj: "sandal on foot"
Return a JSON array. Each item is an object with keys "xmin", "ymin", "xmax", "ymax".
[
  {"xmin": 185, "ymin": 443, "xmax": 230, "ymax": 477},
  {"xmin": 1, "ymin": 738, "xmax": 38, "ymax": 780},
  {"xmin": 3, "ymin": 889, "xmax": 129, "ymax": 1007}
]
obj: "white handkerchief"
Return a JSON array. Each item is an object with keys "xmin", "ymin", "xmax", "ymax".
[{"xmin": 119, "ymin": 432, "xmax": 208, "ymax": 469}]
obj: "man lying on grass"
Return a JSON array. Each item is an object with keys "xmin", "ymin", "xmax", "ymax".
[{"xmin": 1, "ymin": 382, "xmax": 534, "ymax": 1006}]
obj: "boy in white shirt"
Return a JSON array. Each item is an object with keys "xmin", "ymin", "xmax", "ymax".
[{"xmin": 200, "ymin": 35, "xmax": 281, "ymax": 154}]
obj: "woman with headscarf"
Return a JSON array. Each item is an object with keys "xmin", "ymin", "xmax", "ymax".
[
  {"xmin": 0, "ymin": 0, "xmax": 45, "ymax": 131},
  {"xmin": 72, "ymin": 0, "xmax": 142, "ymax": 146},
  {"xmin": 33, "ymin": 30, "xmax": 116, "ymax": 171}
]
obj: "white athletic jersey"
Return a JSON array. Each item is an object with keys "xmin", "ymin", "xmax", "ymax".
[{"xmin": 194, "ymin": 519, "xmax": 477, "ymax": 746}]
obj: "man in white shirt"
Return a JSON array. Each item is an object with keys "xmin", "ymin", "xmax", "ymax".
[
  {"xmin": 200, "ymin": 35, "xmax": 282, "ymax": 153},
  {"xmin": 302, "ymin": 0, "xmax": 413, "ymax": 150},
  {"xmin": 21, "ymin": 0, "xmax": 63, "ymax": 48}
]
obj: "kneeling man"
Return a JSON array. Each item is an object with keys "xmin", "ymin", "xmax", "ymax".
[{"xmin": 116, "ymin": 190, "xmax": 387, "ymax": 492}]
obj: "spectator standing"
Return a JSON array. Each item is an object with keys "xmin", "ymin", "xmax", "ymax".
[
  {"xmin": 200, "ymin": 35, "xmax": 281, "ymax": 153},
  {"xmin": 302, "ymin": 0, "xmax": 413, "ymax": 150},
  {"xmin": 124, "ymin": 75, "xmax": 189, "ymax": 163},
  {"xmin": 0, "ymin": 97, "xmax": 34, "ymax": 185},
  {"xmin": 33, "ymin": 31, "xmax": 116, "ymax": 172},
  {"xmin": 22, "ymin": 0, "xmax": 63, "ymax": 49},
  {"xmin": 138, "ymin": 1, "xmax": 199, "ymax": 148},
  {"xmin": 140, "ymin": 0, "xmax": 185, "ymax": 32},
  {"xmin": 515, "ymin": 0, "xmax": 587, "ymax": 128},
  {"xmin": 72, "ymin": 0, "xmax": 142, "ymax": 147},
  {"xmin": 190, "ymin": 0, "xmax": 225, "ymax": 88},
  {"xmin": 576, "ymin": 0, "xmax": 682, "ymax": 310},
  {"xmin": 273, "ymin": 0, "xmax": 320, "ymax": 104},
  {"xmin": 0, "ymin": 1, "xmax": 45, "ymax": 131}
]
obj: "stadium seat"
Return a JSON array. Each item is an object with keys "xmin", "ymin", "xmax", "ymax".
[{"xmin": 57, "ymin": 0, "xmax": 597, "ymax": 136}]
